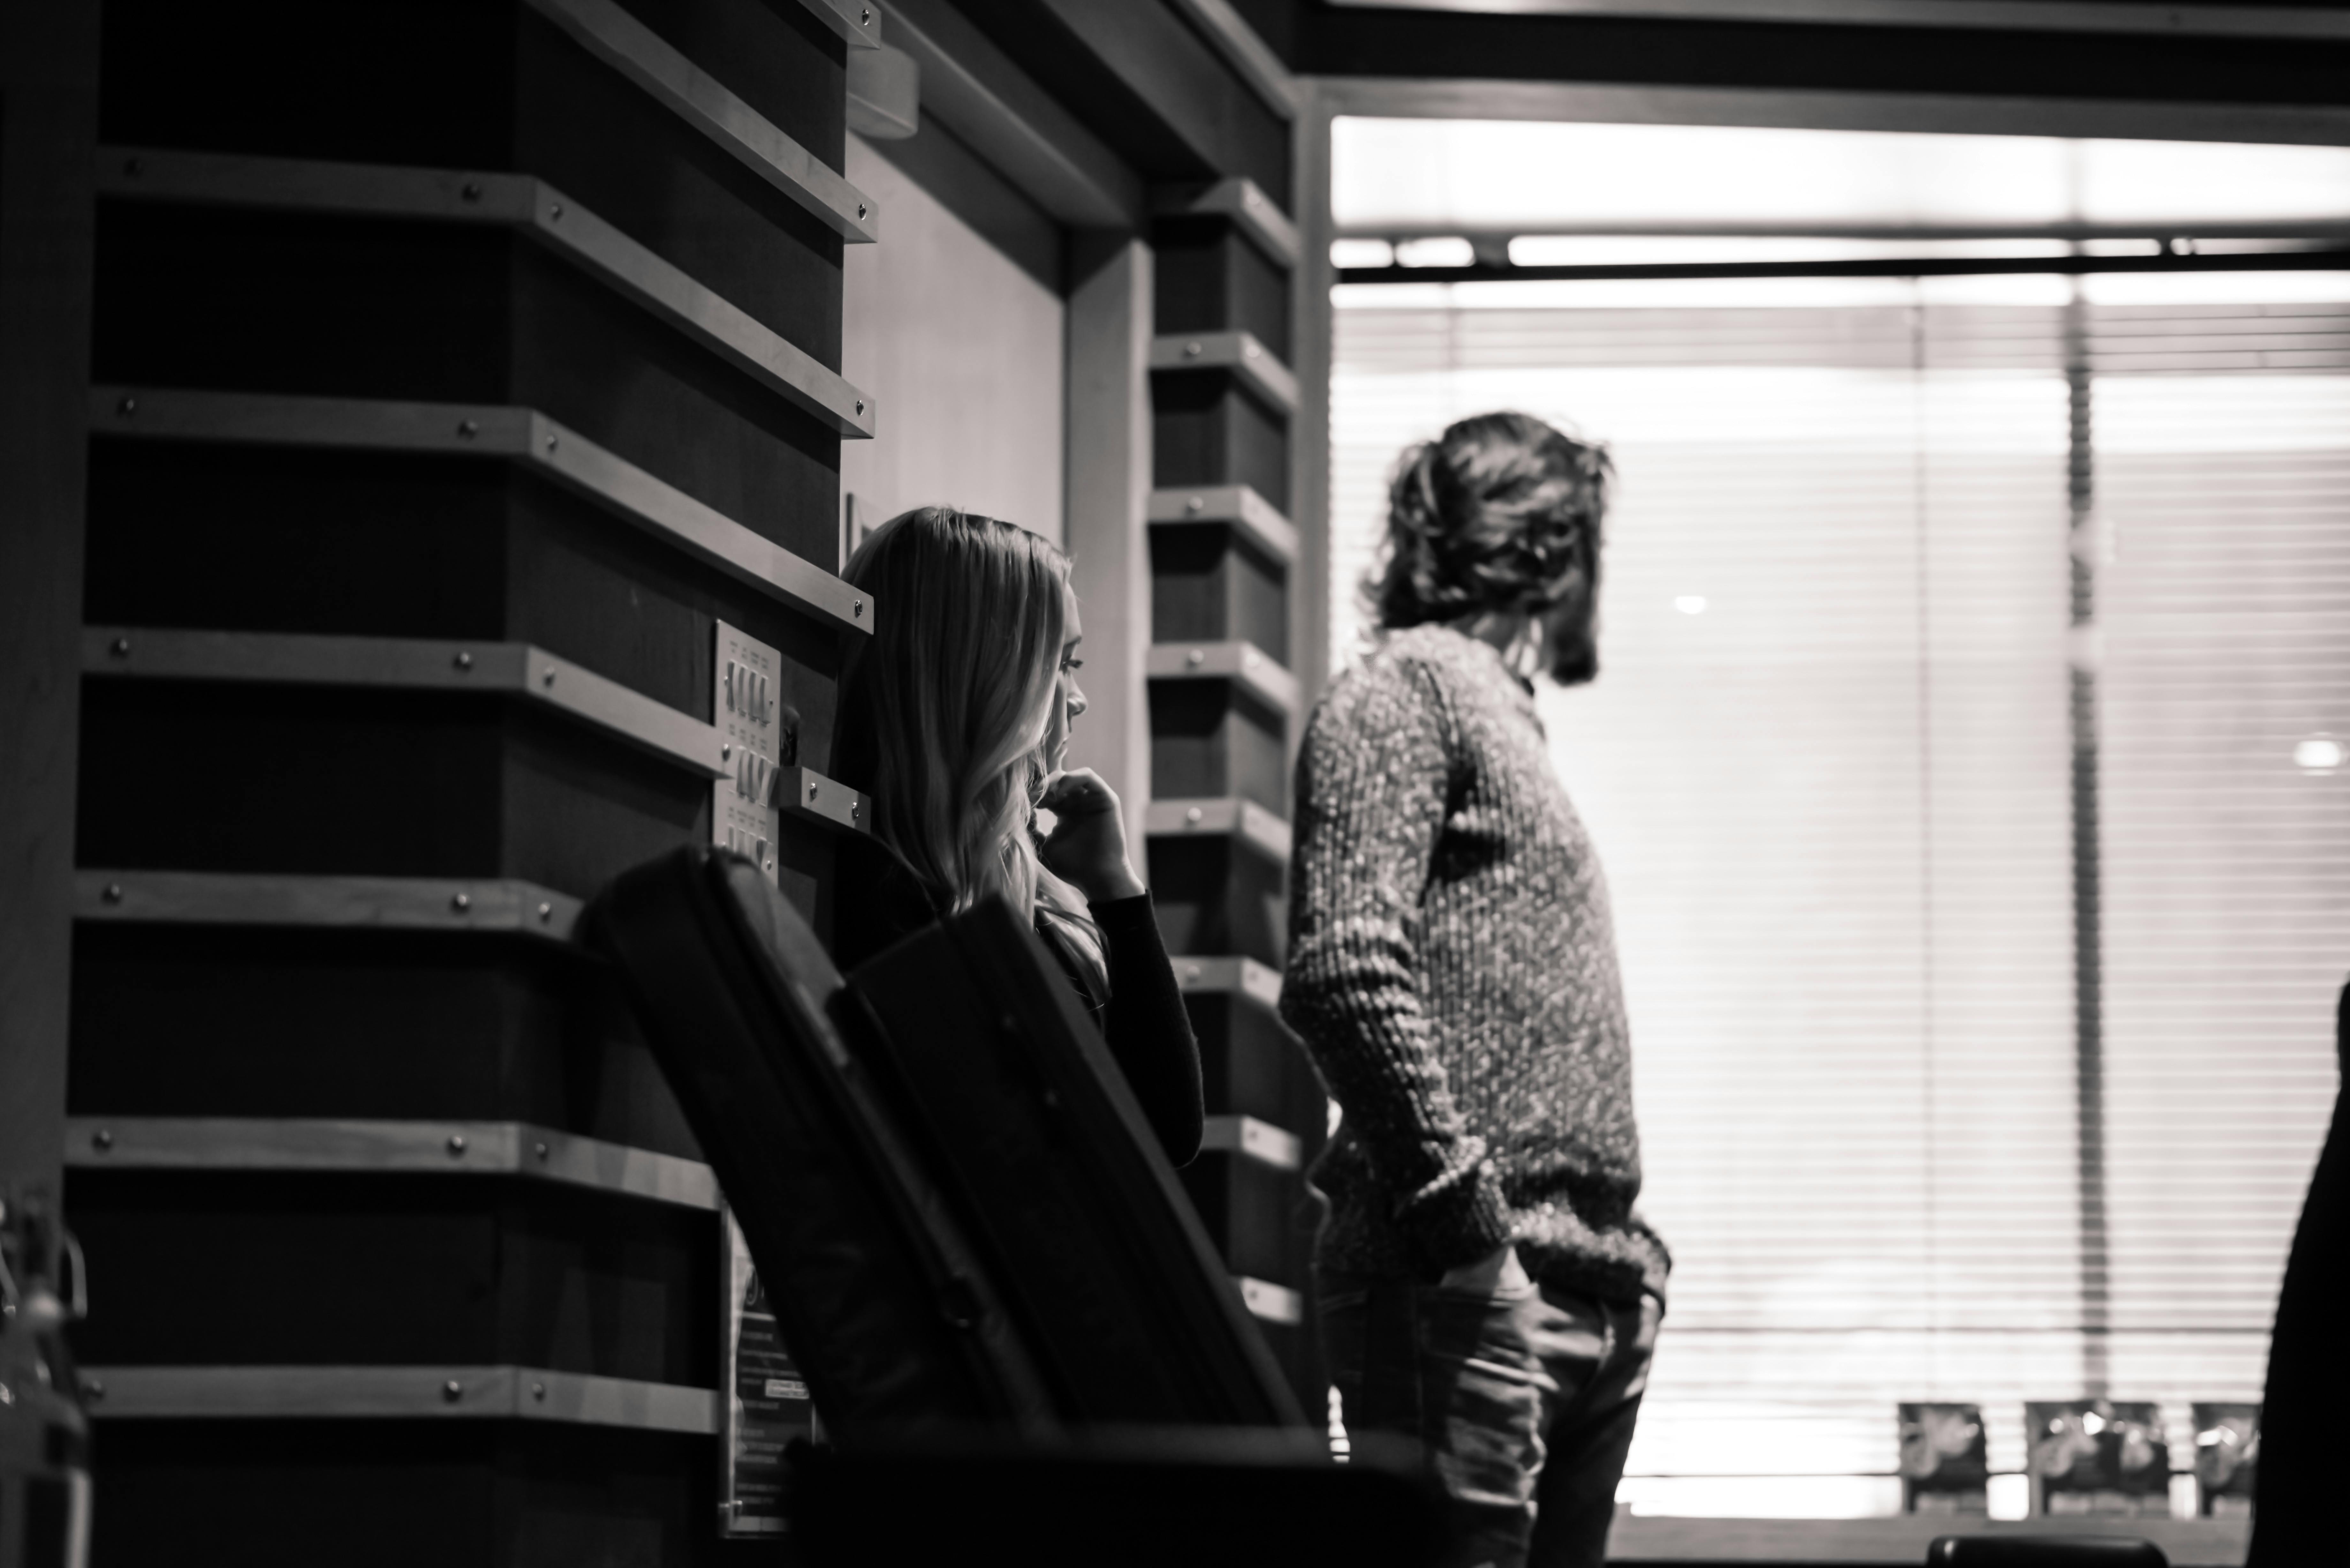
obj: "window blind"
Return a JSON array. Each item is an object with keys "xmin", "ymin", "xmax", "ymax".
[{"xmin": 1326, "ymin": 280, "xmax": 2350, "ymax": 1517}]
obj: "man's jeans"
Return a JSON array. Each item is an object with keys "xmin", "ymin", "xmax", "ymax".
[{"xmin": 1320, "ymin": 1271, "xmax": 1661, "ymax": 1568}]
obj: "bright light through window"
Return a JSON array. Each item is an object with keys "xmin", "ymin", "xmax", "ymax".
[{"xmin": 1334, "ymin": 118, "xmax": 2350, "ymax": 233}]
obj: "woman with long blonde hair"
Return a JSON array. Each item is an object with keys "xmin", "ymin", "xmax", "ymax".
[{"xmin": 830, "ymin": 506, "xmax": 1201, "ymax": 1165}]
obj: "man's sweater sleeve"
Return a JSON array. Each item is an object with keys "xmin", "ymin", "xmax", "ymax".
[{"xmin": 1279, "ymin": 653, "xmax": 1515, "ymax": 1275}]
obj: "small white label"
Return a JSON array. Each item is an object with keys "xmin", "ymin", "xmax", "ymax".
[{"xmin": 764, "ymin": 1378, "xmax": 809, "ymax": 1401}]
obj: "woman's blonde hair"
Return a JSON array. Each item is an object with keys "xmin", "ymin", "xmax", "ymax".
[{"xmin": 834, "ymin": 509, "xmax": 1099, "ymax": 973}]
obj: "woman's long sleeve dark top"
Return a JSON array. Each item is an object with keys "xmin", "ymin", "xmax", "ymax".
[{"xmin": 830, "ymin": 835, "xmax": 1204, "ymax": 1166}]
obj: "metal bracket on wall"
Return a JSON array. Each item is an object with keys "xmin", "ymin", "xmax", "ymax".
[
  {"xmin": 91, "ymin": 387, "xmax": 873, "ymax": 633},
  {"xmin": 65, "ymin": 1117, "xmax": 719, "ymax": 1211},
  {"xmin": 521, "ymin": 0, "xmax": 880, "ymax": 225},
  {"xmin": 74, "ymin": 1365, "xmax": 720, "ymax": 1433},
  {"xmin": 73, "ymin": 870, "xmax": 583, "ymax": 942},
  {"xmin": 1148, "ymin": 331, "xmax": 1301, "ymax": 417},
  {"xmin": 1152, "ymin": 177, "xmax": 1304, "ymax": 270},
  {"xmin": 83, "ymin": 626, "xmax": 730, "ymax": 778},
  {"xmin": 97, "ymin": 149, "xmax": 877, "ymax": 437},
  {"xmin": 1145, "ymin": 797, "xmax": 1292, "ymax": 864},
  {"xmin": 1198, "ymin": 1114, "xmax": 1303, "ymax": 1173},
  {"xmin": 1147, "ymin": 485, "xmax": 1299, "ymax": 567},
  {"xmin": 1235, "ymin": 1276, "xmax": 1303, "ymax": 1327},
  {"xmin": 1147, "ymin": 640, "xmax": 1301, "ymax": 714},
  {"xmin": 1171, "ymin": 954, "xmax": 1284, "ymax": 1015}
]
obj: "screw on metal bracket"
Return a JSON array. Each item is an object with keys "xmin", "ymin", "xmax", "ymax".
[
  {"xmin": 1186, "ymin": 807, "xmax": 1204, "ymax": 824},
  {"xmin": 542, "ymin": 667, "xmax": 556, "ymax": 687},
  {"xmin": 443, "ymin": 1380, "xmax": 464, "ymax": 1402},
  {"xmin": 1186, "ymin": 495, "xmax": 1205, "ymax": 513},
  {"xmin": 854, "ymin": 400, "xmax": 865, "ymax": 416},
  {"xmin": 451, "ymin": 892, "xmax": 471, "ymax": 912},
  {"xmin": 109, "ymin": 637, "xmax": 130, "ymax": 656},
  {"xmin": 534, "ymin": 1142, "xmax": 550, "ymax": 1162},
  {"xmin": 92, "ymin": 1128, "xmax": 114, "ymax": 1152},
  {"xmin": 457, "ymin": 419, "xmax": 479, "ymax": 438},
  {"xmin": 852, "ymin": 599, "xmax": 864, "ymax": 617},
  {"xmin": 808, "ymin": 780, "xmax": 820, "ymax": 801},
  {"xmin": 857, "ymin": 202, "xmax": 867, "ymax": 220},
  {"xmin": 546, "ymin": 435, "xmax": 558, "ymax": 453},
  {"xmin": 532, "ymin": 1381, "xmax": 548, "ymax": 1400},
  {"xmin": 1184, "ymin": 340, "xmax": 1203, "ymax": 357},
  {"xmin": 116, "ymin": 396, "xmax": 137, "ymax": 416},
  {"xmin": 460, "ymin": 181, "xmax": 482, "ymax": 202},
  {"xmin": 1186, "ymin": 648, "xmax": 1206, "ymax": 666},
  {"xmin": 549, "ymin": 202, "xmax": 564, "ymax": 220},
  {"xmin": 453, "ymin": 650, "xmax": 473, "ymax": 671},
  {"xmin": 102, "ymin": 882, "xmax": 125, "ymax": 903},
  {"xmin": 447, "ymin": 1135, "xmax": 467, "ymax": 1156},
  {"xmin": 537, "ymin": 902, "xmax": 553, "ymax": 923}
]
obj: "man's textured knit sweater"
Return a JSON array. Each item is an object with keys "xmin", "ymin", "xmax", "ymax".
[{"xmin": 1282, "ymin": 623, "xmax": 1668, "ymax": 1304}]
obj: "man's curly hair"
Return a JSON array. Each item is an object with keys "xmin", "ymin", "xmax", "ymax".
[{"xmin": 1369, "ymin": 411, "xmax": 1613, "ymax": 632}]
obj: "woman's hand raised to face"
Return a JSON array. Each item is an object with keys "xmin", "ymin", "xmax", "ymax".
[{"xmin": 1037, "ymin": 768, "xmax": 1147, "ymax": 906}]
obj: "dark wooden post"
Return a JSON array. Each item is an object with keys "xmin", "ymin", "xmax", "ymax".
[
  {"xmin": 1144, "ymin": 177, "xmax": 1328, "ymax": 1411},
  {"xmin": 61, "ymin": 1, "xmax": 877, "ymax": 1556}
]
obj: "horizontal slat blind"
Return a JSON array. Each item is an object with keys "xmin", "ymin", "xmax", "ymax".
[
  {"xmin": 2092, "ymin": 310, "xmax": 2350, "ymax": 1409},
  {"xmin": 1328, "ymin": 280, "xmax": 2349, "ymax": 1517}
]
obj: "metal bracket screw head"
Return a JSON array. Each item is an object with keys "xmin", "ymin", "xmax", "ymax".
[
  {"xmin": 447, "ymin": 1135, "xmax": 467, "ymax": 1156},
  {"xmin": 460, "ymin": 181, "xmax": 482, "ymax": 202},
  {"xmin": 109, "ymin": 637, "xmax": 130, "ymax": 656},
  {"xmin": 116, "ymin": 396, "xmax": 137, "ymax": 416},
  {"xmin": 443, "ymin": 1380, "xmax": 464, "ymax": 1402},
  {"xmin": 102, "ymin": 883, "xmax": 124, "ymax": 902},
  {"xmin": 451, "ymin": 892, "xmax": 471, "ymax": 912},
  {"xmin": 1184, "ymin": 340, "xmax": 1203, "ymax": 357},
  {"xmin": 457, "ymin": 419, "xmax": 479, "ymax": 438},
  {"xmin": 852, "ymin": 599, "xmax": 863, "ymax": 617},
  {"xmin": 453, "ymin": 650, "xmax": 473, "ymax": 671},
  {"xmin": 1186, "ymin": 495, "xmax": 1205, "ymax": 513},
  {"xmin": 542, "ymin": 668, "xmax": 557, "ymax": 688},
  {"xmin": 854, "ymin": 399, "xmax": 865, "ymax": 416},
  {"xmin": 857, "ymin": 202, "xmax": 867, "ymax": 220},
  {"xmin": 550, "ymin": 202, "xmax": 563, "ymax": 220},
  {"xmin": 1186, "ymin": 648, "xmax": 1206, "ymax": 666},
  {"xmin": 92, "ymin": 1128, "xmax": 114, "ymax": 1151},
  {"xmin": 537, "ymin": 902, "xmax": 553, "ymax": 923}
]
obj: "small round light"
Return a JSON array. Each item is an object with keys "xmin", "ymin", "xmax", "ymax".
[
  {"xmin": 1674, "ymin": 595, "xmax": 1708, "ymax": 616},
  {"xmin": 2294, "ymin": 735, "xmax": 2343, "ymax": 773}
]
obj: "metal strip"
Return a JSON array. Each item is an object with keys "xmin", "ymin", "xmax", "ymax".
[
  {"xmin": 1148, "ymin": 485, "xmax": 1299, "ymax": 567},
  {"xmin": 65, "ymin": 1118, "xmax": 718, "ymax": 1211},
  {"xmin": 1235, "ymin": 1277, "xmax": 1304, "ymax": 1327},
  {"xmin": 795, "ymin": 0, "xmax": 882, "ymax": 48},
  {"xmin": 1161, "ymin": 0, "xmax": 1305, "ymax": 120},
  {"xmin": 1145, "ymin": 798, "xmax": 1292, "ymax": 864},
  {"xmin": 83, "ymin": 628, "xmax": 727, "ymax": 779},
  {"xmin": 97, "ymin": 149, "xmax": 875, "ymax": 437},
  {"xmin": 78, "ymin": 1365, "xmax": 719, "ymax": 1433},
  {"xmin": 1147, "ymin": 640, "xmax": 1300, "ymax": 714},
  {"xmin": 1156, "ymin": 177, "xmax": 1303, "ymax": 270},
  {"xmin": 883, "ymin": 0, "xmax": 1142, "ymax": 229},
  {"xmin": 1148, "ymin": 331, "xmax": 1300, "ymax": 416},
  {"xmin": 519, "ymin": 0, "xmax": 880, "ymax": 236},
  {"xmin": 73, "ymin": 870, "xmax": 581, "ymax": 941},
  {"xmin": 1323, "ymin": 0, "xmax": 2350, "ymax": 40},
  {"xmin": 780, "ymin": 765, "xmax": 866, "ymax": 834},
  {"xmin": 1199, "ymin": 1115, "xmax": 1303, "ymax": 1173},
  {"xmin": 89, "ymin": 387, "xmax": 871, "ymax": 633},
  {"xmin": 1171, "ymin": 955, "xmax": 1284, "ymax": 1015}
]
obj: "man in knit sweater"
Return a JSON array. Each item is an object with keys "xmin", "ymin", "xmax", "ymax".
[{"xmin": 1283, "ymin": 412, "xmax": 1666, "ymax": 1568}]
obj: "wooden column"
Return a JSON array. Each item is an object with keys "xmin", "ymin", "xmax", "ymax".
[
  {"xmin": 63, "ymin": 1, "xmax": 876, "ymax": 1558},
  {"xmin": 1144, "ymin": 175, "xmax": 1327, "ymax": 1406}
]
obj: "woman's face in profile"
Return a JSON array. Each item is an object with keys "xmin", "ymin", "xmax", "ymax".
[{"xmin": 1043, "ymin": 583, "xmax": 1087, "ymax": 773}]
